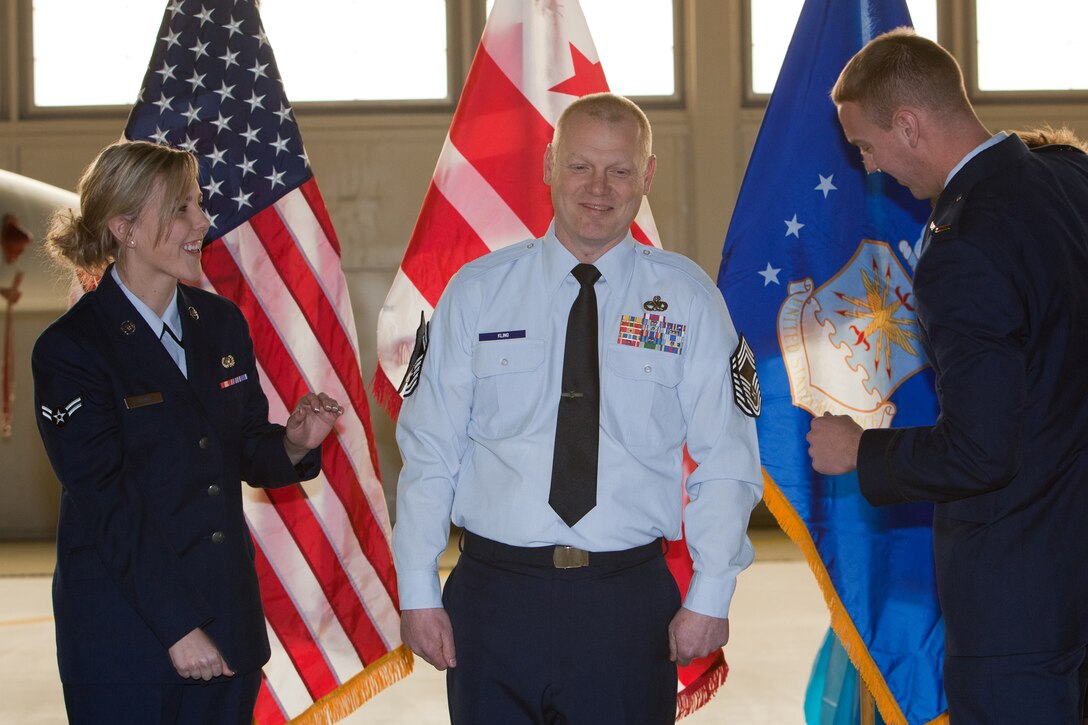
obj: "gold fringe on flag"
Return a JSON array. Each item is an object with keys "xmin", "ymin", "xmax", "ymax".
[
  {"xmin": 286, "ymin": 644, "xmax": 415, "ymax": 725},
  {"xmin": 675, "ymin": 649, "xmax": 729, "ymax": 720},
  {"xmin": 762, "ymin": 470, "xmax": 948, "ymax": 725}
]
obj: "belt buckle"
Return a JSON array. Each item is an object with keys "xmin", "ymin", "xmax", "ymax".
[{"xmin": 552, "ymin": 545, "xmax": 589, "ymax": 569}]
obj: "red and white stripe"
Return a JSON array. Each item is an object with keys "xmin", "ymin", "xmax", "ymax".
[
  {"xmin": 200, "ymin": 179, "xmax": 403, "ymax": 723},
  {"xmin": 372, "ymin": 0, "xmax": 660, "ymax": 415}
]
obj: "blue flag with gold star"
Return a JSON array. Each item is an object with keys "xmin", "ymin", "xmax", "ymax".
[{"xmin": 718, "ymin": 1, "xmax": 946, "ymax": 723}]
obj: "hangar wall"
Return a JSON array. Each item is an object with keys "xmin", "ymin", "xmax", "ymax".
[{"xmin": 1, "ymin": 0, "xmax": 1084, "ymax": 537}]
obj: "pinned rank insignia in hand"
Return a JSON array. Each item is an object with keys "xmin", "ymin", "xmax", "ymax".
[
  {"xmin": 616, "ymin": 311, "xmax": 686, "ymax": 354},
  {"xmin": 41, "ymin": 397, "xmax": 82, "ymax": 428},
  {"xmin": 729, "ymin": 334, "xmax": 762, "ymax": 417}
]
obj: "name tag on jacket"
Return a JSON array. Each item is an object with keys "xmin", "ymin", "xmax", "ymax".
[{"xmin": 124, "ymin": 392, "xmax": 164, "ymax": 410}]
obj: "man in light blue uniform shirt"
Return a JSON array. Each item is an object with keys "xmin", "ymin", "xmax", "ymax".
[{"xmin": 394, "ymin": 93, "xmax": 762, "ymax": 724}]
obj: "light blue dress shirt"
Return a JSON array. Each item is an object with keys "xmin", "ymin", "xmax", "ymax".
[
  {"xmin": 393, "ymin": 226, "xmax": 763, "ymax": 618},
  {"xmin": 111, "ymin": 266, "xmax": 187, "ymax": 379}
]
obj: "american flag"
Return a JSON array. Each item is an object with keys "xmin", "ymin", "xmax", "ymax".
[
  {"xmin": 372, "ymin": 0, "xmax": 726, "ymax": 716},
  {"xmin": 125, "ymin": 1, "xmax": 410, "ymax": 722}
]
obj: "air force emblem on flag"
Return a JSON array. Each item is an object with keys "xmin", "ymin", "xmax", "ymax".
[
  {"xmin": 778, "ymin": 240, "xmax": 927, "ymax": 428},
  {"xmin": 41, "ymin": 397, "xmax": 82, "ymax": 428},
  {"xmin": 397, "ymin": 311, "xmax": 430, "ymax": 398},
  {"xmin": 730, "ymin": 335, "xmax": 761, "ymax": 417}
]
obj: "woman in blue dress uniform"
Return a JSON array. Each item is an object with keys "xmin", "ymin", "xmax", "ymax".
[{"xmin": 33, "ymin": 141, "xmax": 343, "ymax": 724}]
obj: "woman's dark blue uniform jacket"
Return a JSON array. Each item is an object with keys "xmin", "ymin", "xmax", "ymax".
[{"xmin": 33, "ymin": 266, "xmax": 320, "ymax": 684}]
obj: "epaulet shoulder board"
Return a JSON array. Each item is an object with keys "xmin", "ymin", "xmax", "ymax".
[
  {"xmin": 635, "ymin": 245, "xmax": 717, "ymax": 294},
  {"xmin": 459, "ymin": 238, "xmax": 540, "ymax": 278}
]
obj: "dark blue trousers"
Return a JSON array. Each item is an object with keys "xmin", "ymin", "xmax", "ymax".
[
  {"xmin": 443, "ymin": 534, "xmax": 680, "ymax": 725},
  {"xmin": 61, "ymin": 670, "xmax": 262, "ymax": 725},
  {"xmin": 944, "ymin": 642, "xmax": 1088, "ymax": 725}
]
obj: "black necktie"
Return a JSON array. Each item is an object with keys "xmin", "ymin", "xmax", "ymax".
[{"xmin": 549, "ymin": 263, "xmax": 601, "ymax": 527}]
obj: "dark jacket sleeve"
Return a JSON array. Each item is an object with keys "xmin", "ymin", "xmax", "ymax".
[{"xmin": 858, "ymin": 233, "xmax": 1026, "ymax": 507}]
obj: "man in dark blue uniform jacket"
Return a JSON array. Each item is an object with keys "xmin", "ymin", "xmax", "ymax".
[{"xmin": 807, "ymin": 29, "xmax": 1088, "ymax": 724}]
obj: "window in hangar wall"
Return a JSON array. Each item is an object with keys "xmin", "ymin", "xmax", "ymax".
[{"xmin": 28, "ymin": 1, "xmax": 1088, "ymax": 110}]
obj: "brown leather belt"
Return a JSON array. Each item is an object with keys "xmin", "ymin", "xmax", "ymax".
[{"xmin": 461, "ymin": 530, "xmax": 665, "ymax": 570}]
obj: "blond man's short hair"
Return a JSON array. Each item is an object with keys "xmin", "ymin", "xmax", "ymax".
[
  {"xmin": 832, "ymin": 27, "xmax": 972, "ymax": 129},
  {"xmin": 551, "ymin": 92, "xmax": 653, "ymax": 171}
]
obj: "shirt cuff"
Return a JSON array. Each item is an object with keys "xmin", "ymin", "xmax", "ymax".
[
  {"xmin": 682, "ymin": 572, "xmax": 737, "ymax": 619},
  {"xmin": 397, "ymin": 569, "xmax": 444, "ymax": 611}
]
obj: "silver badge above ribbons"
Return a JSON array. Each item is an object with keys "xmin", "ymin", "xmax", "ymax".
[{"xmin": 643, "ymin": 295, "xmax": 668, "ymax": 312}]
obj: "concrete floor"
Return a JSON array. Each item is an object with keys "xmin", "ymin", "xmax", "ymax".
[{"xmin": 0, "ymin": 530, "xmax": 829, "ymax": 724}]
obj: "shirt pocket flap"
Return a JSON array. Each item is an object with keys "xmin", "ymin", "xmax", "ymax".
[
  {"xmin": 472, "ymin": 338, "xmax": 545, "ymax": 378},
  {"xmin": 606, "ymin": 346, "xmax": 683, "ymax": 388}
]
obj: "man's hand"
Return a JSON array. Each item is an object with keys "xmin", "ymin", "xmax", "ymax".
[
  {"xmin": 668, "ymin": 608, "xmax": 729, "ymax": 667},
  {"xmin": 401, "ymin": 607, "xmax": 457, "ymax": 671},
  {"xmin": 807, "ymin": 412, "xmax": 863, "ymax": 475},
  {"xmin": 168, "ymin": 627, "xmax": 235, "ymax": 681}
]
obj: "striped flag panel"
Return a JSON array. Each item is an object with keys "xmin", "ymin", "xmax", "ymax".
[{"xmin": 125, "ymin": 2, "xmax": 411, "ymax": 721}]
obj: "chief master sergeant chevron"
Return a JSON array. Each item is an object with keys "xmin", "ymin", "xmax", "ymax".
[{"xmin": 392, "ymin": 92, "xmax": 762, "ymax": 724}]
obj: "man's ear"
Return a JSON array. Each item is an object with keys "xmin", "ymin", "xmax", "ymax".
[
  {"xmin": 642, "ymin": 154, "xmax": 657, "ymax": 195},
  {"xmin": 894, "ymin": 108, "xmax": 921, "ymax": 149},
  {"xmin": 543, "ymin": 143, "xmax": 555, "ymax": 185}
]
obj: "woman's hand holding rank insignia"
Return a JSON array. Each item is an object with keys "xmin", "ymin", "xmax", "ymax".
[{"xmin": 284, "ymin": 392, "xmax": 345, "ymax": 464}]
